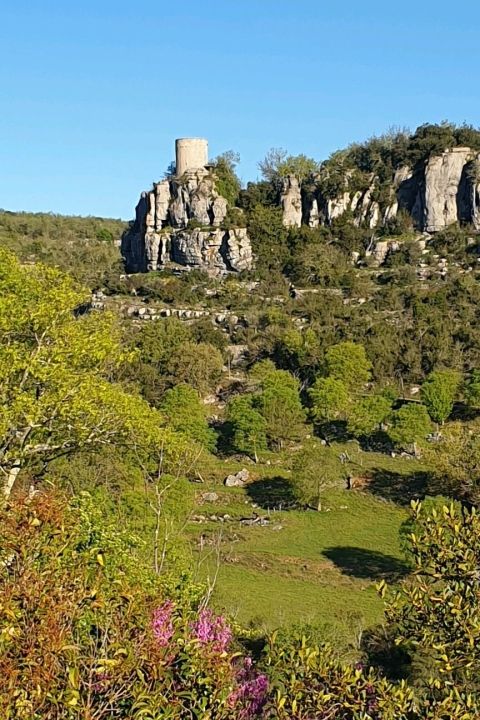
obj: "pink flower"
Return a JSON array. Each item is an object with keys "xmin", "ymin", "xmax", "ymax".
[
  {"xmin": 229, "ymin": 657, "xmax": 268, "ymax": 718},
  {"xmin": 152, "ymin": 601, "xmax": 175, "ymax": 647},
  {"xmin": 191, "ymin": 608, "xmax": 232, "ymax": 652}
]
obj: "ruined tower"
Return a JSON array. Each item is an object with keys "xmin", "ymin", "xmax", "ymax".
[{"xmin": 175, "ymin": 138, "xmax": 209, "ymax": 177}]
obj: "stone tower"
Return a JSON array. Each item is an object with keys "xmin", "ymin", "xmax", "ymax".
[{"xmin": 175, "ymin": 137, "xmax": 209, "ymax": 177}]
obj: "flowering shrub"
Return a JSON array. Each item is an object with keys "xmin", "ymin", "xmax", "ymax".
[
  {"xmin": 192, "ymin": 607, "xmax": 232, "ymax": 651},
  {"xmin": 229, "ymin": 658, "xmax": 269, "ymax": 719},
  {"xmin": 0, "ymin": 491, "xmax": 268, "ymax": 719},
  {"xmin": 152, "ymin": 600, "xmax": 175, "ymax": 647},
  {"xmin": 131, "ymin": 602, "xmax": 267, "ymax": 718}
]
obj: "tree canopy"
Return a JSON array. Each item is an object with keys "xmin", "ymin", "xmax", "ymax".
[{"xmin": 0, "ymin": 249, "xmax": 183, "ymax": 499}]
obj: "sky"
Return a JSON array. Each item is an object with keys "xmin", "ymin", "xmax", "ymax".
[{"xmin": 1, "ymin": 1, "xmax": 480, "ymax": 219}]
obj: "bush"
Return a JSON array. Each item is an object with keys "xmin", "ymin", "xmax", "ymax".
[{"xmin": 0, "ymin": 491, "xmax": 268, "ymax": 719}]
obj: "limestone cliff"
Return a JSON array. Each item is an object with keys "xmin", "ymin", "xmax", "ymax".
[
  {"xmin": 122, "ymin": 168, "xmax": 252, "ymax": 275},
  {"xmin": 280, "ymin": 176, "xmax": 302, "ymax": 227},
  {"xmin": 281, "ymin": 147, "xmax": 480, "ymax": 233}
]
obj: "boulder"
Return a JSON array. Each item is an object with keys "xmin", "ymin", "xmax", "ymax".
[{"xmin": 224, "ymin": 468, "xmax": 250, "ymax": 487}]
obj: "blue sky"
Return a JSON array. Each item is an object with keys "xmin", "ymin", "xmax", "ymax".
[{"xmin": 1, "ymin": 1, "xmax": 479, "ymax": 219}]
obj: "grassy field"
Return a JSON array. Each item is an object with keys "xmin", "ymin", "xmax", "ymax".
[{"xmin": 187, "ymin": 444, "xmax": 421, "ymax": 640}]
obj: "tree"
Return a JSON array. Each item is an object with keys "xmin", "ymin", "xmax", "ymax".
[
  {"xmin": 212, "ymin": 150, "xmax": 241, "ymax": 206},
  {"xmin": 261, "ymin": 367, "xmax": 301, "ymax": 394},
  {"xmin": 388, "ymin": 403, "xmax": 432, "ymax": 451},
  {"xmin": 160, "ymin": 384, "xmax": 217, "ymax": 452},
  {"xmin": 258, "ymin": 148, "xmax": 320, "ymax": 183},
  {"xmin": 248, "ymin": 359, "xmax": 278, "ymax": 387},
  {"xmin": 309, "ymin": 377, "xmax": 350, "ymax": 424},
  {"xmin": 465, "ymin": 370, "xmax": 480, "ymax": 409},
  {"xmin": 246, "ymin": 204, "xmax": 289, "ymax": 274},
  {"xmin": 255, "ymin": 371, "xmax": 306, "ymax": 449},
  {"xmin": 291, "ymin": 441, "xmax": 342, "ymax": 511},
  {"xmin": 347, "ymin": 394, "xmax": 393, "ymax": 438},
  {"xmin": 0, "ymin": 250, "xmax": 172, "ymax": 500},
  {"xmin": 135, "ymin": 318, "xmax": 192, "ymax": 373},
  {"xmin": 277, "ymin": 327, "xmax": 323, "ymax": 377},
  {"xmin": 423, "ymin": 421, "xmax": 480, "ymax": 504},
  {"xmin": 325, "ymin": 342, "xmax": 372, "ymax": 391},
  {"xmin": 169, "ymin": 342, "xmax": 223, "ymax": 396},
  {"xmin": 421, "ymin": 369, "xmax": 461, "ymax": 425},
  {"xmin": 226, "ymin": 395, "xmax": 267, "ymax": 461}
]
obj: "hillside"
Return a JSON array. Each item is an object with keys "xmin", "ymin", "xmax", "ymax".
[
  {"xmin": 2, "ymin": 123, "xmax": 480, "ymax": 717},
  {"xmin": 1, "ymin": 124, "xmax": 480, "ymax": 637}
]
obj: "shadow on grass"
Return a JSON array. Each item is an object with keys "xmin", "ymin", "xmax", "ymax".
[
  {"xmin": 366, "ymin": 468, "xmax": 432, "ymax": 506},
  {"xmin": 246, "ymin": 476, "xmax": 297, "ymax": 510},
  {"xmin": 323, "ymin": 546, "xmax": 410, "ymax": 582}
]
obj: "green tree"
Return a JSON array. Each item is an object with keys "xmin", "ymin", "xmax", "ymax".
[
  {"xmin": 277, "ymin": 327, "xmax": 323, "ymax": 376},
  {"xmin": 212, "ymin": 150, "xmax": 241, "ymax": 206},
  {"xmin": 325, "ymin": 341, "xmax": 372, "ymax": 390},
  {"xmin": 465, "ymin": 370, "xmax": 480, "ymax": 409},
  {"xmin": 246, "ymin": 204, "xmax": 289, "ymax": 274},
  {"xmin": 291, "ymin": 441, "xmax": 342, "ymax": 511},
  {"xmin": 135, "ymin": 318, "xmax": 192, "ymax": 373},
  {"xmin": 309, "ymin": 377, "xmax": 351, "ymax": 424},
  {"xmin": 160, "ymin": 384, "xmax": 217, "ymax": 452},
  {"xmin": 259, "ymin": 148, "xmax": 320, "ymax": 183},
  {"xmin": 388, "ymin": 403, "xmax": 432, "ymax": 451},
  {"xmin": 421, "ymin": 369, "xmax": 461, "ymax": 425},
  {"xmin": 169, "ymin": 341, "xmax": 223, "ymax": 396},
  {"xmin": 248, "ymin": 359, "xmax": 278, "ymax": 387},
  {"xmin": 256, "ymin": 371, "xmax": 306, "ymax": 449},
  {"xmin": 226, "ymin": 395, "xmax": 267, "ymax": 461},
  {"xmin": 261, "ymin": 367, "xmax": 301, "ymax": 394},
  {"xmin": 423, "ymin": 421, "xmax": 480, "ymax": 504},
  {"xmin": 347, "ymin": 394, "xmax": 393, "ymax": 438},
  {"xmin": 0, "ymin": 250, "xmax": 172, "ymax": 500}
]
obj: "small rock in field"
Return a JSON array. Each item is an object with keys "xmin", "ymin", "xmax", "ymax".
[
  {"xmin": 202, "ymin": 492, "xmax": 219, "ymax": 503},
  {"xmin": 224, "ymin": 468, "xmax": 250, "ymax": 487}
]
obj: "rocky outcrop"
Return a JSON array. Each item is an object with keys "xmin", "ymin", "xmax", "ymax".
[
  {"xmin": 459, "ymin": 157, "xmax": 480, "ymax": 230},
  {"xmin": 280, "ymin": 175, "xmax": 302, "ymax": 227},
  {"xmin": 171, "ymin": 227, "xmax": 252, "ymax": 273},
  {"xmin": 285, "ymin": 147, "xmax": 480, "ymax": 234},
  {"xmin": 169, "ymin": 170, "xmax": 228, "ymax": 228},
  {"xmin": 122, "ymin": 168, "xmax": 252, "ymax": 275},
  {"xmin": 422, "ymin": 148, "xmax": 473, "ymax": 232}
]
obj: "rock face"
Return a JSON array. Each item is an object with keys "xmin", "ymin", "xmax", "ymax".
[
  {"xmin": 172, "ymin": 227, "xmax": 252, "ymax": 272},
  {"xmin": 280, "ymin": 175, "xmax": 302, "ymax": 227},
  {"xmin": 122, "ymin": 167, "xmax": 252, "ymax": 275},
  {"xmin": 422, "ymin": 148, "xmax": 473, "ymax": 232},
  {"xmin": 282, "ymin": 147, "xmax": 480, "ymax": 233}
]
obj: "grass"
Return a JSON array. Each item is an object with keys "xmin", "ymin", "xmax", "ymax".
[{"xmin": 187, "ymin": 443, "xmax": 418, "ymax": 639}]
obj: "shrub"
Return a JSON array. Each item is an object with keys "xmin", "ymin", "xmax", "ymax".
[{"xmin": 0, "ymin": 491, "xmax": 268, "ymax": 719}]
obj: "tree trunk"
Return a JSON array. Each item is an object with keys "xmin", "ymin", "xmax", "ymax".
[{"xmin": 3, "ymin": 464, "xmax": 20, "ymax": 501}]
